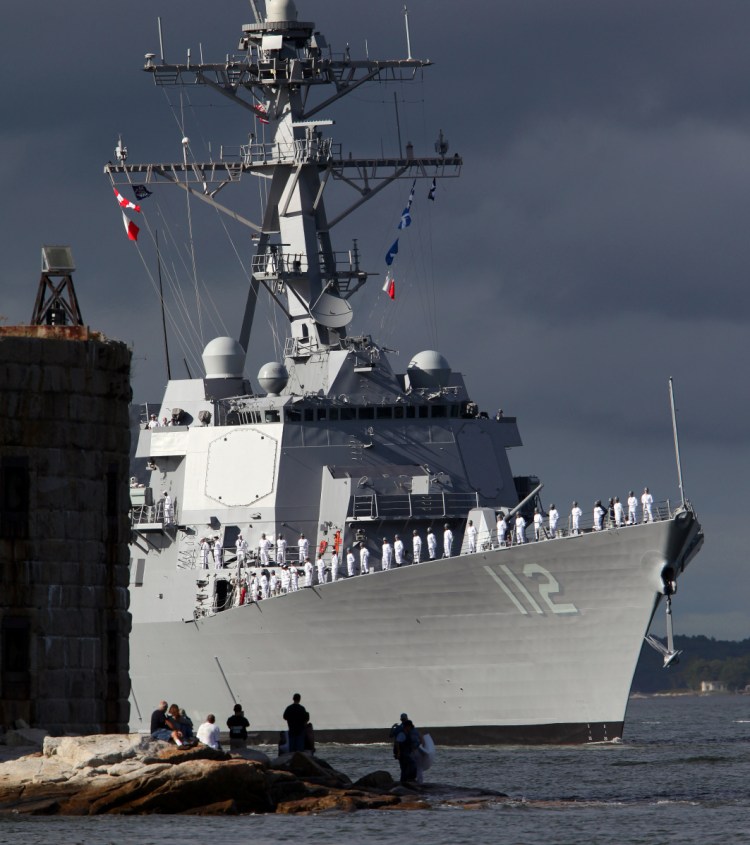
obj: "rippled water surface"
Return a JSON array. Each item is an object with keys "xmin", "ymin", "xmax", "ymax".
[{"xmin": 2, "ymin": 695, "xmax": 749, "ymax": 844}]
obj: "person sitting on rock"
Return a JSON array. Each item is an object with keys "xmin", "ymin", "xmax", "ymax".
[
  {"xmin": 150, "ymin": 699, "xmax": 183, "ymax": 744},
  {"xmin": 168, "ymin": 704, "xmax": 193, "ymax": 744},
  {"xmin": 197, "ymin": 714, "xmax": 221, "ymax": 749}
]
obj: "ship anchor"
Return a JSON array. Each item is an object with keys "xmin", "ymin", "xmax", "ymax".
[{"xmin": 645, "ymin": 574, "xmax": 682, "ymax": 668}]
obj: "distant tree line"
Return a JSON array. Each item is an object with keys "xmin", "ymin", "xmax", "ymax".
[{"xmin": 632, "ymin": 636, "xmax": 750, "ymax": 693}]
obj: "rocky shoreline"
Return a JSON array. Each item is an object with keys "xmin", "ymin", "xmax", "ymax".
[{"xmin": 0, "ymin": 734, "xmax": 506, "ymax": 815}]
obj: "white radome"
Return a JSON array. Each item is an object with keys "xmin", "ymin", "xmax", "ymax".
[{"xmin": 202, "ymin": 337, "xmax": 245, "ymax": 379}]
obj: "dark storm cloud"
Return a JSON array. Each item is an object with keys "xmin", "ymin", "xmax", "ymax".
[{"xmin": 2, "ymin": 0, "xmax": 747, "ymax": 638}]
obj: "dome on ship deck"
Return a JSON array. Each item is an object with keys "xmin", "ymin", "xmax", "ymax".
[
  {"xmin": 258, "ymin": 361, "xmax": 289, "ymax": 395},
  {"xmin": 202, "ymin": 337, "xmax": 245, "ymax": 379},
  {"xmin": 407, "ymin": 350, "xmax": 451, "ymax": 389},
  {"xmin": 266, "ymin": 0, "xmax": 298, "ymax": 21}
]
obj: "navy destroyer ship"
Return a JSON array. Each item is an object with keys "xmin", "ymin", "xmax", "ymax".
[{"xmin": 108, "ymin": 0, "xmax": 703, "ymax": 743}]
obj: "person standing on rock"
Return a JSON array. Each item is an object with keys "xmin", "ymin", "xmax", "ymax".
[
  {"xmin": 197, "ymin": 714, "xmax": 221, "ymax": 749},
  {"xmin": 283, "ymin": 693, "xmax": 309, "ymax": 753},
  {"xmin": 227, "ymin": 703, "xmax": 250, "ymax": 750},
  {"xmin": 394, "ymin": 719, "xmax": 420, "ymax": 784}
]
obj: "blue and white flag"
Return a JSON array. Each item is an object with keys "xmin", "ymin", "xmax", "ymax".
[
  {"xmin": 385, "ymin": 238, "xmax": 399, "ymax": 266},
  {"xmin": 397, "ymin": 180, "xmax": 416, "ymax": 229},
  {"xmin": 428, "ymin": 177, "xmax": 437, "ymax": 201}
]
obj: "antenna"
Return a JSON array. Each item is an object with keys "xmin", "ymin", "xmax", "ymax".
[
  {"xmin": 155, "ymin": 231, "xmax": 172, "ymax": 381},
  {"xmin": 668, "ymin": 377, "xmax": 686, "ymax": 507},
  {"xmin": 157, "ymin": 16, "xmax": 165, "ymax": 62},
  {"xmin": 403, "ymin": 5, "xmax": 413, "ymax": 60},
  {"xmin": 393, "ymin": 92, "xmax": 403, "ymax": 157}
]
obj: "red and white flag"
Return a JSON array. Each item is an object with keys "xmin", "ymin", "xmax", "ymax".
[
  {"xmin": 122, "ymin": 211, "xmax": 140, "ymax": 242},
  {"xmin": 252, "ymin": 103, "xmax": 270, "ymax": 124},
  {"xmin": 113, "ymin": 187, "xmax": 141, "ymax": 212},
  {"xmin": 382, "ymin": 271, "xmax": 395, "ymax": 300}
]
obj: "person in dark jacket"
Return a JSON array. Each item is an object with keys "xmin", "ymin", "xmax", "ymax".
[
  {"xmin": 283, "ymin": 693, "xmax": 309, "ymax": 753},
  {"xmin": 227, "ymin": 703, "xmax": 250, "ymax": 750}
]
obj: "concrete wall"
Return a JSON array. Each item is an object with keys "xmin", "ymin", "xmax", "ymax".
[{"xmin": 0, "ymin": 325, "xmax": 132, "ymax": 733}]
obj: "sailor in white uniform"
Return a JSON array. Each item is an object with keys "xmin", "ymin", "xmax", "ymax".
[
  {"xmin": 236, "ymin": 534, "xmax": 248, "ymax": 567},
  {"xmin": 317, "ymin": 555, "xmax": 327, "ymax": 584},
  {"xmin": 276, "ymin": 534, "xmax": 287, "ymax": 565},
  {"xmin": 466, "ymin": 520, "xmax": 478, "ymax": 554},
  {"xmin": 200, "ymin": 538, "xmax": 210, "ymax": 569},
  {"xmin": 331, "ymin": 550, "xmax": 340, "ymax": 582},
  {"xmin": 515, "ymin": 514, "xmax": 526, "ymax": 544},
  {"xmin": 258, "ymin": 533, "xmax": 272, "ymax": 566},
  {"xmin": 548, "ymin": 505, "xmax": 559, "ymax": 539},
  {"xmin": 497, "ymin": 514, "xmax": 508, "ymax": 547},
  {"xmin": 280, "ymin": 565, "xmax": 290, "ymax": 594},
  {"xmin": 298, "ymin": 534, "xmax": 309, "ymax": 564},
  {"xmin": 571, "ymin": 501, "xmax": 582, "ymax": 535},
  {"xmin": 303, "ymin": 558, "xmax": 313, "ymax": 587},
  {"xmin": 162, "ymin": 491, "xmax": 174, "ymax": 524},
  {"xmin": 412, "ymin": 530, "xmax": 422, "ymax": 564},
  {"xmin": 393, "ymin": 535, "xmax": 405, "ymax": 566},
  {"xmin": 593, "ymin": 500, "xmax": 605, "ymax": 531},
  {"xmin": 627, "ymin": 491, "xmax": 638, "ymax": 525},
  {"xmin": 426, "ymin": 528, "xmax": 437, "ymax": 560},
  {"xmin": 533, "ymin": 508, "xmax": 543, "ymax": 541},
  {"xmin": 614, "ymin": 496, "xmax": 624, "ymax": 527},
  {"xmin": 290, "ymin": 567, "xmax": 299, "ymax": 591},
  {"xmin": 359, "ymin": 543, "xmax": 370, "ymax": 574},
  {"xmin": 641, "ymin": 487, "xmax": 654, "ymax": 522},
  {"xmin": 213, "ymin": 537, "xmax": 224, "ymax": 569},
  {"xmin": 260, "ymin": 571, "xmax": 269, "ymax": 600},
  {"xmin": 381, "ymin": 538, "xmax": 393, "ymax": 571},
  {"xmin": 346, "ymin": 548, "xmax": 357, "ymax": 577},
  {"xmin": 443, "ymin": 524, "xmax": 453, "ymax": 557}
]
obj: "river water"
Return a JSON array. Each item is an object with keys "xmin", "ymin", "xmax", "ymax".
[{"xmin": 1, "ymin": 695, "xmax": 748, "ymax": 844}]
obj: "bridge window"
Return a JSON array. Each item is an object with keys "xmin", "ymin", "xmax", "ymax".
[
  {"xmin": 418, "ymin": 406, "xmax": 429, "ymax": 419},
  {"xmin": 394, "ymin": 406, "xmax": 404, "ymax": 419},
  {"xmin": 304, "ymin": 409, "xmax": 314, "ymax": 422},
  {"xmin": 340, "ymin": 407, "xmax": 355, "ymax": 421},
  {"xmin": 376, "ymin": 407, "xmax": 393, "ymax": 420},
  {"xmin": 317, "ymin": 408, "xmax": 327, "ymax": 421},
  {"xmin": 358, "ymin": 408, "xmax": 374, "ymax": 420},
  {"xmin": 431, "ymin": 405, "xmax": 447, "ymax": 418}
]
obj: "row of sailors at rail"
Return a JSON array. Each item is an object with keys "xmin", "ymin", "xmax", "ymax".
[
  {"xmin": 200, "ymin": 487, "xmax": 656, "ymax": 570},
  {"xmin": 499, "ymin": 487, "xmax": 656, "ymax": 545},
  {"xmin": 201, "ymin": 527, "xmax": 454, "ymax": 573},
  {"xmin": 230, "ymin": 533, "xmax": 443, "ymax": 602}
]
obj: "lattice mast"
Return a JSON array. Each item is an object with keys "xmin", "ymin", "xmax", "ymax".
[{"xmin": 105, "ymin": 0, "xmax": 461, "ymax": 359}]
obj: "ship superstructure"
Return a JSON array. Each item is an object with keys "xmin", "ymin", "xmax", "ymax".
[{"xmin": 108, "ymin": 0, "xmax": 703, "ymax": 743}]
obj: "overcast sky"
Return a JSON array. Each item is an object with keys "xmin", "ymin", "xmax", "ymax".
[{"xmin": 2, "ymin": 1, "xmax": 747, "ymax": 640}]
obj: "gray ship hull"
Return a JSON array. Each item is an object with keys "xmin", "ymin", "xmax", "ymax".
[{"xmin": 129, "ymin": 511, "xmax": 701, "ymax": 744}]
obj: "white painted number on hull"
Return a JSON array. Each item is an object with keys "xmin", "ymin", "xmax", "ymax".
[{"xmin": 483, "ymin": 563, "xmax": 579, "ymax": 615}]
